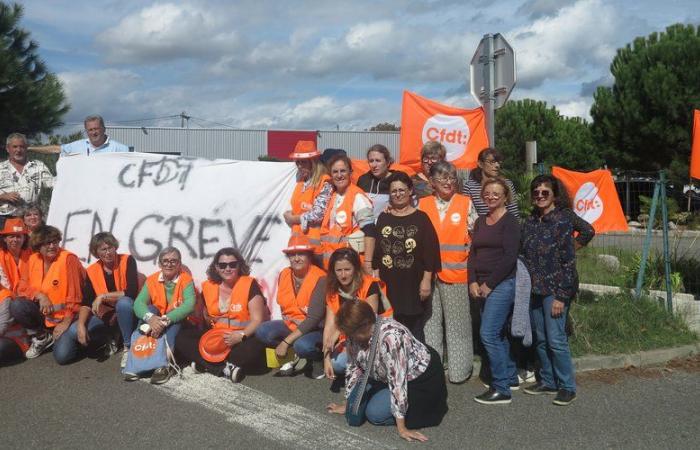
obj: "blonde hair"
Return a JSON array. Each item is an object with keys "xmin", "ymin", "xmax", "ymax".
[{"xmin": 308, "ymin": 158, "xmax": 328, "ymax": 188}]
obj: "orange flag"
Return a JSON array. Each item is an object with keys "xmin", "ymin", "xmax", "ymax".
[
  {"xmin": 691, "ymin": 109, "xmax": 700, "ymax": 180},
  {"xmin": 552, "ymin": 166, "xmax": 629, "ymax": 233},
  {"xmin": 399, "ymin": 91, "xmax": 489, "ymax": 172}
]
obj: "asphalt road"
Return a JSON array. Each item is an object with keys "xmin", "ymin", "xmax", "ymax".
[{"xmin": 1, "ymin": 352, "xmax": 698, "ymax": 449}]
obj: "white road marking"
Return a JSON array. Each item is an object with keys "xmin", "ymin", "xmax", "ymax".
[{"xmin": 154, "ymin": 367, "xmax": 396, "ymax": 449}]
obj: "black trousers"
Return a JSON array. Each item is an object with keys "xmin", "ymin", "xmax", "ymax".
[{"xmin": 393, "ymin": 313, "xmax": 426, "ymax": 343}]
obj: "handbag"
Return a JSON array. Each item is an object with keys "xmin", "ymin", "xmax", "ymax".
[
  {"xmin": 345, "ymin": 317, "xmax": 383, "ymax": 427},
  {"xmin": 123, "ymin": 329, "xmax": 172, "ymax": 375}
]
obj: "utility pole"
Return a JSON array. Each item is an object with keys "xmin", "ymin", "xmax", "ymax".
[{"xmin": 180, "ymin": 111, "xmax": 191, "ymax": 128}]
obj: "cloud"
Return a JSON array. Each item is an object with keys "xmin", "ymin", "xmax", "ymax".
[
  {"xmin": 515, "ymin": 0, "xmax": 577, "ymax": 20},
  {"xmin": 579, "ymin": 74, "xmax": 613, "ymax": 96},
  {"xmin": 557, "ymin": 98, "xmax": 592, "ymax": 121},
  {"xmin": 58, "ymin": 69, "xmax": 143, "ymax": 122}
]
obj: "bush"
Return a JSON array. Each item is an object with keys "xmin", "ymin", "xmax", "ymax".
[{"xmin": 638, "ymin": 194, "xmax": 679, "ymax": 226}]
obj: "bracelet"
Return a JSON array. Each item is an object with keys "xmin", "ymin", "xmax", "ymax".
[{"xmin": 282, "ymin": 339, "xmax": 290, "ymax": 345}]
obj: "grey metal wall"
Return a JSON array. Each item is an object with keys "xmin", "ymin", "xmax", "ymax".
[{"xmin": 106, "ymin": 126, "xmax": 400, "ymax": 161}]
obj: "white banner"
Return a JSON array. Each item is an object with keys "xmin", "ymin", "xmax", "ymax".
[{"xmin": 47, "ymin": 153, "xmax": 297, "ymax": 314}]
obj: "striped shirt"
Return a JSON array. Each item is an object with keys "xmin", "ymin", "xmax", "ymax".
[{"xmin": 461, "ymin": 175, "xmax": 520, "ymax": 218}]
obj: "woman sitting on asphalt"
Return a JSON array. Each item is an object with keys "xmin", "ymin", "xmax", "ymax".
[
  {"xmin": 418, "ymin": 161, "xmax": 474, "ymax": 384},
  {"xmin": 322, "ymin": 247, "xmax": 385, "ymax": 380},
  {"xmin": 83, "ymin": 232, "xmax": 140, "ymax": 369},
  {"xmin": 255, "ymin": 235, "xmax": 327, "ymax": 377},
  {"xmin": 521, "ymin": 174, "xmax": 579, "ymax": 406},
  {"xmin": 326, "ymin": 300, "xmax": 447, "ymax": 442},
  {"xmin": 127, "ymin": 247, "xmax": 195, "ymax": 384},
  {"xmin": 176, "ymin": 247, "xmax": 267, "ymax": 383},
  {"xmin": 12, "ymin": 225, "xmax": 86, "ymax": 361}
]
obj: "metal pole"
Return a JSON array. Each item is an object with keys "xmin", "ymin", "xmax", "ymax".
[
  {"xmin": 659, "ymin": 171, "xmax": 673, "ymax": 311},
  {"xmin": 525, "ymin": 141, "xmax": 537, "ymax": 174},
  {"xmin": 482, "ymin": 34, "xmax": 495, "ymax": 147},
  {"xmin": 625, "ymin": 175, "xmax": 631, "ymax": 219},
  {"xmin": 635, "ymin": 180, "xmax": 660, "ymax": 298}
]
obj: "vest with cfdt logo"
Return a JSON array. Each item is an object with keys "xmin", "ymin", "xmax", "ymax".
[
  {"xmin": 27, "ymin": 249, "xmax": 83, "ymax": 327},
  {"xmin": 419, "ymin": 194, "xmax": 471, "ymax": 283},
  {"xmin": 290, "ymin": 174, "xmax": 331, "ymax": 252},
  {"xmin": 201, "ymin": 276, "xmax": 254, "ymax": 331},
  {"xmin": 86, "ymin": 254, "xmax": 130, "ymax": 295},
  {"xmin": 319, "ymin": 183, "xmax": 369, "ymax": 268},
  {"xmin": 276, "ymin": 265, "xmax": 326, "ymax": 331},
  {"xmin": 145, "ymin": 271, "xmax": 194, "ymax": 315}
]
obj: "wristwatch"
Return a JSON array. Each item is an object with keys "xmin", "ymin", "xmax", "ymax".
[{"xmin": 239, "ymin": 331, "xmax": 248, "ymax": 341}]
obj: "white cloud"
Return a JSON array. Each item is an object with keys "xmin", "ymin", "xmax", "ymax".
[
  {"xmin": 558, "ymin": 98, "xmax": 592, "ymax": 121},
  {"xmin": 58, "ymin": 69, "xmax": 143, "ymax": 122}
]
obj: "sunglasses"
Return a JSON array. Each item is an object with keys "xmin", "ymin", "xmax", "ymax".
[
  {"xmin": 217, "ymin": 261, "xmax": 239, "ymax": 270},
  {"xmin": 532, "ymin": 189, "xmax": 551, "ymax": 199}
]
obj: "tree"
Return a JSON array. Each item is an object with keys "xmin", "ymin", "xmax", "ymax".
[
  {"xmin": 369, "ymin": 122, "xmax": 400, "ymax": 131},
  {"xmin": 591, "ymin": 24, "xmax": 700, "ymax": 184},
  {"xmin": 495, "ymin": 99, "xmax": 602, "ymax": 173},
  {"xmin": 0, "ymin": 2, "xmax": 69, "ymax": 144}
]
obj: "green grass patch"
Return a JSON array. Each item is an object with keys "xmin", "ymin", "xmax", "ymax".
[
  {"xmin": 576, "ymin": 246, "xmax": 637, "ymax": 287},
  {"xmin": 569, "ymin": 292, "xmax": 698, "ymax": 357}
]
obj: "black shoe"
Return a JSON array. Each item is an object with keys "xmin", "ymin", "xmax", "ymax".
[
  {"xmin": 304, "ymin": 361, "xmax": 325, "ymax": 380},
  {"xmin": 474, "ymin": 389, "xmax": 512, "ymax": 405},
  {"xmin": 482, "ymin": 381, "xmax": 520, "ymax": 391},
  {"xmin": 553, "ymin": 389, "xmax": 577, "ymax": 405},
  {"xmin": 523, "ymin": 383, "xmax": 558, "ymax": 395},
  {"xmin": 150, "ymin": 367, "xmax": 171, "ymax": 385}
]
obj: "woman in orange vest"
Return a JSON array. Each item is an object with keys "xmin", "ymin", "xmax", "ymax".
[
  {"xmin": 12, "ymin": 225, "xmax": 85, "ymax": 360},
  {"xmin": 418, "ymin": 161, "xmax": 473, "ymax": 384},
  {"xmin": 81, "ymin": 232, "xmax": 140, "ymax": 369},
  {"xmin": 255, "ymin": 235, "xmax": 327, "ymax": 377},
  {"xmin": 175, "ymin": 247, "xmax": 268, "ymax": 383},
  {"xmin": 319, "ymin": 154, "xmax": 376, "ymax": 272},
  {"xmin": 322, "ymin": 247, "xmax": 386, "ymax": 380},
  {"xmin": 283, "ymin": 140, "xmax": 332, "ymax": 252},
  {"xmin": 128, "ymin": 247, "xmax": 195, "ymax": 384}
]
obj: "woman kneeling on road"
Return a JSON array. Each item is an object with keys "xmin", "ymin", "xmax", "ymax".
[
  {"xmin": 126, "ymin": 247, "xmax": 194, "ymax": 384},
  {"xmin": 176, "ymin": 247, "xmax": 268, "ymax": 383},
  {"xmin": 255, "ymin": 235, "xmax": 326, "ymax": 377},
  {"xmin": 326, "ymin": 300, "xmax": 447, "ymax": 442}
]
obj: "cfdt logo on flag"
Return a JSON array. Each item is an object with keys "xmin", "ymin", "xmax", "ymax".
[
  {"xmin": 421, "ymin": 114, "xmax": 470, "ymax": 161},
  {"xmin": 573, "ymin": 182, "xmax": 604, "ymax": 223}
]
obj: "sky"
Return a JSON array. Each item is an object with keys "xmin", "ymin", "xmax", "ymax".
[{"xmin": 16, "ymin": 0, "xmax": 700, "ymax": 133}]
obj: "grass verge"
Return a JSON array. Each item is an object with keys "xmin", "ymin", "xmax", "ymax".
[{"xmin": 569, "ymin": 292, "xmax": 698, "ymax": 357}]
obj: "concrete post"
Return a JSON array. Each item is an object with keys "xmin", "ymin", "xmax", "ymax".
[{"xmin": 525, "ymin": 141, "xmax": 537, "ymax": 174}]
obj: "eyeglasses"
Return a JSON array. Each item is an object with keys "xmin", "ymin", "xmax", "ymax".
[
  {"xmin": 532, "ymin": 189, "xmax": 551, "ymax": 199},
  {"xmin": 434, "ymin": 176, "xmax": 456, "ymax": 184},
  {"xmin": 422, "ymin": 156, "xmax": 440, "ymax": 164},
  {"xmin": 482, "ymin": 192, "xmax": 503, "ymax": 199},
  {"xmin": 217, "ymin": 261, "xmax": 239, "ymax": 270},
  {"xmin": 161, "ymin": 258, "xmax": 181, "ymax": 266},
  {"xmin": 41, "ymin": 239, "xmax": 60, "ymax": 247},
  {"xmin": 390, "ymin": 188, "xmax": 409, "ymax": 196},
  {"xmin": 482, "ymin": 159, "xmax": 501, "ymax": 166}
]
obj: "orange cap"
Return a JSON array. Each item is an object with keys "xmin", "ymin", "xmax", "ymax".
[
  {"xmin": 289, "ymin": 140, "xmax": 320, "ymax": 159},
  {"xmin": 282, "ymin": 234, "xmax": 315, "ymax": 254},
  {"xmin": 0, "ymin": 218, "xmax": 28, "ymax": 235},
  {"xmin": 198, "ymin": 328, "xmax": 232, "ymax": 363}
]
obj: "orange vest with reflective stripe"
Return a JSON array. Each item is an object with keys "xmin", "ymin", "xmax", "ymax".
[
  {"xmin": 276, "ymin": 265, "xmax": 325, "ymax": 331},
  {"xmin": 86, "ymin": 254, "xmax": 130, "ymax": 295},
  {"xmin": 145, "ymin": 271, "xmax": 194, "ymax": 315},
  {"xmin": 290, "ymin": 174, "xmax": 331, "ymax": 251},
  {"xmin": 0, "ymin": 248, "xmax": 31, "ymax": 294},
  {"xmin": 27, "ymin": 249, "xmax": 82, "ymax": 327},
  {"xmin": 418, "ymin": 194, "xmax": 471, "ymax": 283},
  {"xmin": 201, "ymin": 276, "xmax": 254, "ymax": 331},
  {"xmin": 320, "ymin": 184, "xmax": 369, "ymax": 268}
]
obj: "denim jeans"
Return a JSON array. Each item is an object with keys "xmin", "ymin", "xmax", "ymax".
[
  {"xmin": 331, "ymin": 349, "xmax": 348, "ymax": 375},
  {"xmin": 9, "ymin": 298, "xmax": 46, "ymax": 332},
  {"xmin": 479, "ymin": 278, "xmax": 517, "ymax": 395},
  {"xmin": 53, "ymin": 315, "xmax": 106, "ymax": 365},
  {"xmin": 115, "ymin": 296, "xmax": 137, "ymax": 349},
  {"xmin": 363, "ymin": 381, "xmax": 396, "ymax": 426},
  {"xmin": 255, "ymin": 320, "xmax": 322, "ymax": 360},
  {"xmin": 530, "ymin": 294, "xmax": 576, "ymax": 392}
]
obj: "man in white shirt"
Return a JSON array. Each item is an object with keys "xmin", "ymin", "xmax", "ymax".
[
  {"xmin": 0, "ymin": 133, "xmax": 54, "ymax": 216},
  {"xmin": 60, "ymin": 115, "xmax": 130, "ymax": 155}
]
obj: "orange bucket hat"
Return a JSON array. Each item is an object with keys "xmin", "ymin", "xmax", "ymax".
[
  {"xmin": 289, "ymin": 140, "xmax": 321, "ymax": 159},
  {"xmin": 0, "ymin": 218, "xmax": 28, "ymax": 235},
  {"xmin": 282, "ymin": 235, "xmax": 315, "ymax": 254},
  {"xmin": 198, "ymin": 328, "xmax": 232, "ymax": 363}
]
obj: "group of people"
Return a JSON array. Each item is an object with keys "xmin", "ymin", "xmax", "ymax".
[{"xmin": 0, "ymin": 118, "xmax": 595, "ymax": 442}]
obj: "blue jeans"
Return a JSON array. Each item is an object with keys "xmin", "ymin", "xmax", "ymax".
[
  {"xmin": 530, "ymin": 294, "xmax": 576, "ymax": 392},
  {"xmin": 480, "ymin": 278, "xmax": 517, "ymax": 395},
  {"xmin": 255, "ymin": 320, "xmax": 322, "ymax": 360},
  {"xmin": 361, "ymin": 381, "xmax": 395, "ymax": 426},
  {"xmin": 115, "ymin": 296, "xmax": 137, "ymax": 348},
  {"xmin": 140, "ymin": 305, "xmax": 181, "ymax": 349},
  {"xmin": 53, "ymin": 315, "xmax": 106, "ymax": 365},
  {"xmin": 331, "ymin": 349, "xmax": 348, "ymax": 375}
]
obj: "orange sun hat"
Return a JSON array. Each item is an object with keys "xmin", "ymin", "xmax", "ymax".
[
  {"xmin": 198, "ymin": 328, "xmax": 232, "ymax": 363},
  {"xmin": 288, "ymin": 140, "xmax": 321, "ymax": 159},
  {"xmin": 0, "ymin": 218, "xmax": 28, "ymax": 235},
  {"xmin": 282, "ymin": 234, "xmax": 315, "ymax": 254}
]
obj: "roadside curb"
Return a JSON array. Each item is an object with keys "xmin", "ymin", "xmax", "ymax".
[{"xmin": 573, "ymin": 343, "xmax": 700, "ymax": 372}]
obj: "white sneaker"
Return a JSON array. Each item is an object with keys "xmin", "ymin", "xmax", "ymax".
[
  {"xmin": 25, "ymin": 333, "xmax": 54, "ymax": 359},
  {"xmin": 120, "ymin": 349, "xmax": 129, "ymax": 368},
  {"xmin": 223, "ymin": 362, "xmax": 242, "ymax": 383},
  {"xmin": 518, "ymin": 370, "xmax": 536, "ymax": 384}
]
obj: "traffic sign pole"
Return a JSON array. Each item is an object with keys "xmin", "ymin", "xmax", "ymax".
[{"xmin": 484, "ymin": 34, "xmax": 495, "ymax": 147}]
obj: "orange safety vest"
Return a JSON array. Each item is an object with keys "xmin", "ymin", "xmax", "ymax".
[
  {"xmin": 86, "ymin": 254, "xmax": 130, "ymax": 295},
  {"xmin": 290, "ymin": 174, "xmax": 331, "ymax": 252},
  {"xmin": 326, "ymin": 274, "xmax": 392, "ymax": 318},
  {"xmin": 419, "ymin": 194, "xmax": 471, "ymax": 283},
  {"xmin": 319, "ymin": 183, "xmax": 370, "ymax": 268},
  {"xmin": 145, "ymin": 271, "xmax": 194, "ymax": 315},
  {"xmin": 276, "ymin": 265, "xmax": 326, "ymax": 331},
  {"xmin": 0, "ymin": 248, "xmax": 31, "ymax": 294},
  {"xmin": 201, "ymin": 276, "xmax": 254, "ymax": 331},
  {"xmin": 26, "ymin": 249, "xmax": 83, "ymax": 327}
]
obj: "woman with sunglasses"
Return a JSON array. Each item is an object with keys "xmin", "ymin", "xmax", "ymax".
[
  {"xmin": 418, "ymin": 161, "xmax": 473, "ymax": 384},
  {"xmin": 468, "ymin": 178, "xmax": 520, "ymax": 405},
  {"xmin": 127, "ymin": 247, "xmax": 195, "ymax": 384},
  {"xmin": 374, "ymin": 171, "xmax": 440, "ymax": 343},
  {"xmin": 176, "ymin": 247, "xmax": 268, "ymax": 383},
  {"xmin": 255, "ymin": 235, "xmax": 327, "ymax": 377},
  {"xmin": 521, "ymin": 175, "xmax": 581, "ymax": 406},
  {"xmin": 283, "ymin": 141, "xmax": 332, "ymax": 256},
  {"xmin": 322, "ymin": 247, "xmax": 386, "ymax": 380}
]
